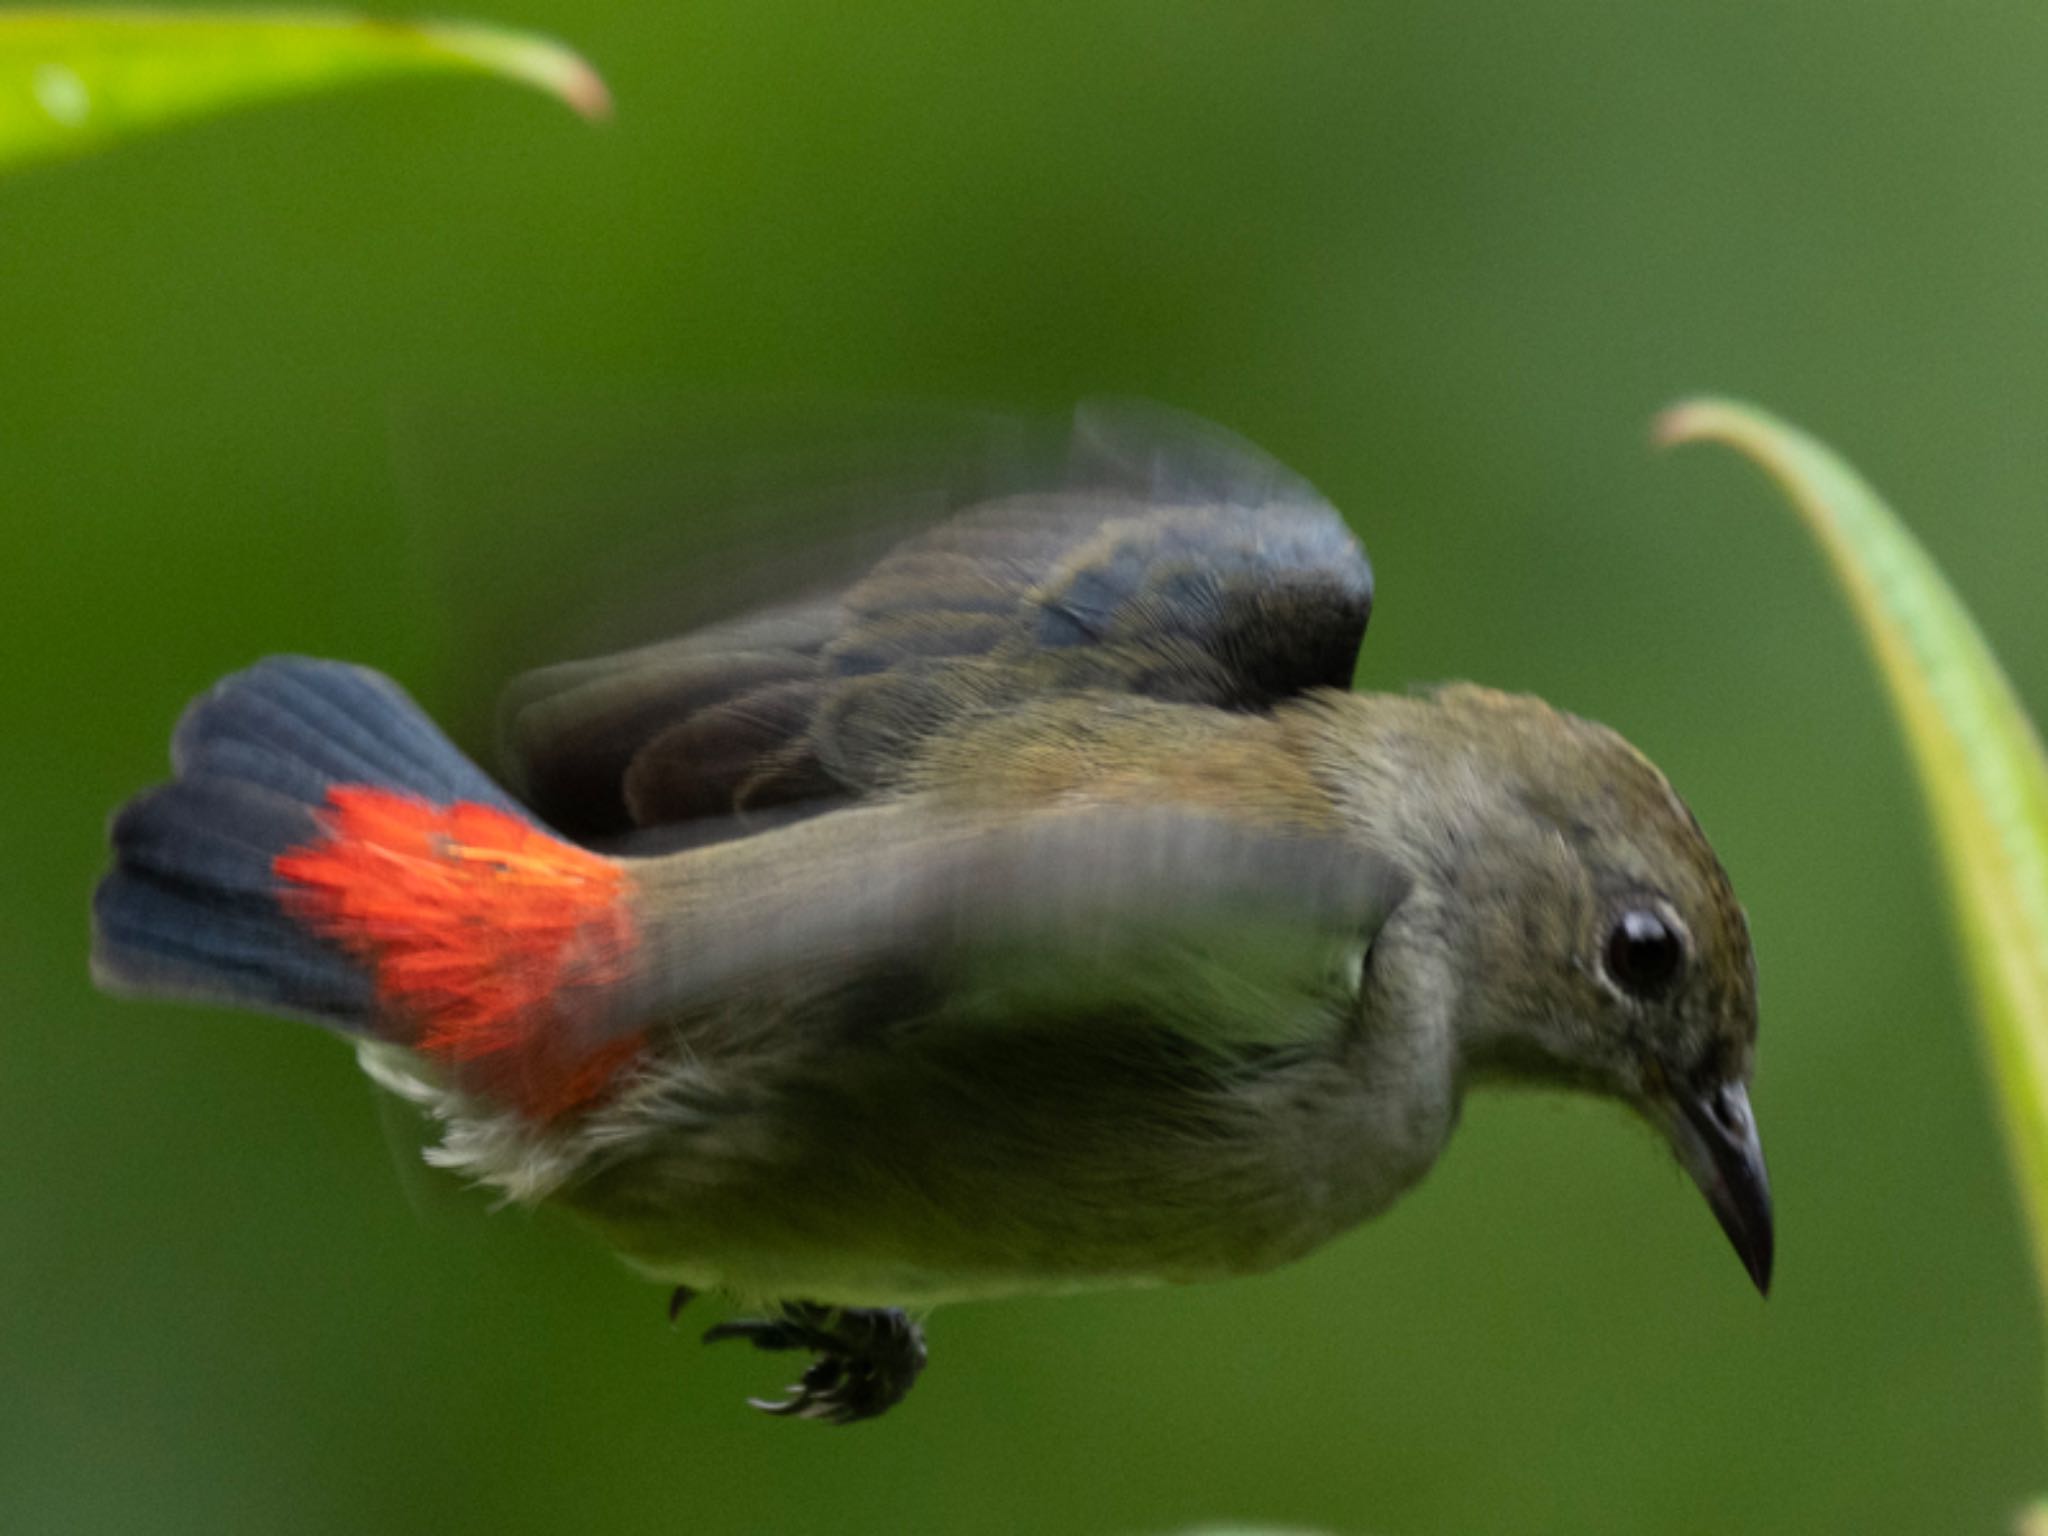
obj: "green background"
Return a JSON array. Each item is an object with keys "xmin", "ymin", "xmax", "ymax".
[{"xmin": 4, "ymin": 3, "xmax": 2044, "ymax": 1532}]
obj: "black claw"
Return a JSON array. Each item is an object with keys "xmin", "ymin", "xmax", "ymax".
[
  {"xmin": 700, "ymin": 1302, "xmax": 926, "ymax": 1425},
  {"xmin": 667, "ymin": 1286, "xmax": 697, "ymax": 1324}
]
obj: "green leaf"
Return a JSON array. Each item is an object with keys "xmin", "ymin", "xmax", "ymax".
[
  {"xmin": 1658, "ymin": 399, "xmax": 2048, "ymax": 1311},
  {"xmin": 0, "ymin": 9, "xmax": 609, "ymax": 174}
]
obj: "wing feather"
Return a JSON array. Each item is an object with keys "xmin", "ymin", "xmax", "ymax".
[{"xmin": 502, "ymin": 403, "xmax": 1372, "ymax": 835}]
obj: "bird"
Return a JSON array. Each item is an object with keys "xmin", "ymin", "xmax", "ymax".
[{"xmin": 90, "ymin": 401, "xmax": 1769, "ymax": 1425}]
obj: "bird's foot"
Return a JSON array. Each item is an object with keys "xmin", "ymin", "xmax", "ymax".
[{"xmin": 701, "ymin": 1302, "xmax": 926, "ymax": 1425}]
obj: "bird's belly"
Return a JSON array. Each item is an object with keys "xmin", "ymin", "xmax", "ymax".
[{"xmin": 563, "ymin": 1032, "xmax": 1449, "ymax": 1308}]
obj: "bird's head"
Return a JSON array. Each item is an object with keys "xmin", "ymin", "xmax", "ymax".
[{"xmin": 1369, "ymin": 685, "xmax": 1770, "ymax": 1294}]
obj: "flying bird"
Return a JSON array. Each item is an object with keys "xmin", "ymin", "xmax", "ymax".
[{"xmin": 92, "ymin": 402, "xmax": 1769, "ymax": 1424}]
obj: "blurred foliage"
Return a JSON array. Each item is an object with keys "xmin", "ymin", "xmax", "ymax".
[
  {"xmin": 1663, "ymin": 400, "xmax": 2048, "ymax": 1331},
  {"xmin": 0, "ymin": 9, "xmax": 605, "ymax": 173},
  {"xmin": 4, "ymin": 5, "xmax": 2046, "ymax": 1535}
]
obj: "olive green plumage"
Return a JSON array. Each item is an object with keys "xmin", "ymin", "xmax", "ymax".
[{"xmin": 486, "ymin": 404, "xmax": 1769, "ymax": 1340}]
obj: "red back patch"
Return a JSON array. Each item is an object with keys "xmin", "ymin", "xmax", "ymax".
[{"xmin": 275, "ymin": 787, "xmax": 642, "ymax": 1119}]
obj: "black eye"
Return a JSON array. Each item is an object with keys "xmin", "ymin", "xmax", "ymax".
[{"xmin": 1604, "ymin": 907, "xmax": 1686, "ymax": 1000}]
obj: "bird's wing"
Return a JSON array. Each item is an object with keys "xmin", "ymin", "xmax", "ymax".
[
  {"xmin": 501, "ymin": 401, "xmax": 1372, "ymax": 838},
  {"xmin": 634, "ymin": 799, "xmax": 1408, "ymax": 1054}
]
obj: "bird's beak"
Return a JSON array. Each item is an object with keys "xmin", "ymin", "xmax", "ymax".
[{"xmin": 1656, "ymin": 1081, "xmax": 1773, "ymax": 1295}]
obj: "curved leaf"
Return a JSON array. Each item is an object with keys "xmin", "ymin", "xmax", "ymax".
[
  {"xmin": 1658, "ymin": 398, "xmax": 2048, "ymax": 1309},
  {"xmin": 0, "ymin": 9, "xmax": 609, "ymax": 174}
]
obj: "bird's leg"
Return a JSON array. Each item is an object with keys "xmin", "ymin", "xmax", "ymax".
[{"xmin": 701, "ymin": 1301, "xmax": 927, "ymax": 1425}]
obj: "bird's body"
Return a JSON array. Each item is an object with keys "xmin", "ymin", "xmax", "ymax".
[
  {"xmin": 92, "ymin": 404, "xmax": 1770, "ymax": 1420},
  {"xmin": 391, "ymin": 690, "xmax": 1453, "ymax": 1307}
]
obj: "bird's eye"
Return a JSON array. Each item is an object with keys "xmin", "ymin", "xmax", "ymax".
[{"xmin": 1603, "ymin": 906, "xmax": 1686, "ymax": 1000}]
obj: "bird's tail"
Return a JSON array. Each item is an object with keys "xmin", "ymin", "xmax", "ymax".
[{"xmin": 92, "ymin": 657, "xmax": 645, "ymax": 1119}]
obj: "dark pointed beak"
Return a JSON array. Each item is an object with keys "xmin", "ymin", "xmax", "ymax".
[{"xmin": 1658, "ymin": 1081, "xmax": 1773, "ymax": 1295}]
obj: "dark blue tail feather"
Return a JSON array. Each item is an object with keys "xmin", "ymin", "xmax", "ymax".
[{"xmin": 92, "ymin": 657, "xmax": 514, "ymax": 1030}]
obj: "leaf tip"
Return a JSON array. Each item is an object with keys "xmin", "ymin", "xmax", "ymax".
[
  {"xmin": 493, "ymin": 36, "xmax": 613, "ymax": 123},
  {"xmin": 553, "ymin": 51, "xmax": 613, "ymax": 122},
  {"xmin": 422, "ymin": 22, "xmax": 614, "ymax": 122},
  {"xmin": 1652, "ymin": 397, "xmax": 1744, "ymax": 452}
]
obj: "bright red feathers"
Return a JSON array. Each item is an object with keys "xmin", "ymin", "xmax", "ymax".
[{"xmin": 274, "ymin": 787, "xmax": 642, "ymax": 1120}]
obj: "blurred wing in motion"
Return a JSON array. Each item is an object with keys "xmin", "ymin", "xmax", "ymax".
[
  {"xmin": 636, "ymin": 799, "xmax": 1410, "ymax": 1054},
  {"xmin": 502, "ymin": 402, "xmax": 1373, "ymax": 839}
]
